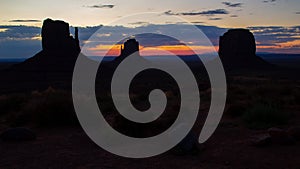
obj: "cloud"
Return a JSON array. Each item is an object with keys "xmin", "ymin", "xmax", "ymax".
[
  {"xmin": 96, "ymin": 33, "xmax": 111, "ymax": 37},
  {"xmin": 165, "ymin": 9, "xmax": 229, "ymax": 16},
  {"xmin": 182, "ymin": 9, "xmax": 229, "ymax": 16},
  {"xmin": 85, "ymin": 4, "xmax": 115, "ymax": 9},
  {"xmin": 262, "ymin": 0, "xmax": 276, "ymax": 3},
  {"xmin": 0, "ymin": 25, "xmax": 41, "ymax": 39},
  {"xmin": 128, "ymin": 22, "xmax": 150, "ymax": 26},
  {"xmin": 248, "ymin": 26, "xmax": 300, "ymax": 51},
  {"xmin": 191, "ymin": 21, "xmax": 205, "ymax": 24},
  {"xmin": 9, "ymin": 19, "xmax": 41, "ymax": 23},
  {"xmin": 209, "ymin": 18, "xmax": 222, "ymax": 20},
  {"xmin": 134, "ymin": 33, "xmax": 183, "ymax": 47},
  {"xmin": 222, "ymin": 2, "xmax": 243, "ymax": 7},
  {"xmin": 164, "ymin": 10, "xmax": 179, "ymax": 16},
  {"xmin": 0, "ymin": 25, "xmax": 42, "ymax": 58},
  {"xmin": 164, "ymin": 21, "xmax": 186, "ymax": 24},
  {"xmin": 0, "ymin": 28, "xmax": 9, "ymax": 32}
]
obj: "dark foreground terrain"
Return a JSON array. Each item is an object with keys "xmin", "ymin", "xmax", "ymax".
[{"xmin": 0, "ymin": 59, "xmax": 300, "ymax": 169}]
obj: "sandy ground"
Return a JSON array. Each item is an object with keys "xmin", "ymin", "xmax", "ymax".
[
  {"xmin": 0, "ymin": 62, "xmax": 300, "ymax": 169},
  {"xmin": 1, "ymin": 116, "xmax": 300, "ymax": 169}
]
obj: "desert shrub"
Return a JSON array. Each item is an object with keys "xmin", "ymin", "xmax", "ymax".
[
  {"xmin": 22, "ymin": 88, "xmax": 78, "ymax": 127},
  {"xmin": 230, "ymin": 85, "xmax": 248, "ymax": 96},
  {"xmin": 242, "ymin": 101, "xmax": 289, "ymax": 129},
  {"xmin": 253, "ymin": 83, "xmax": 294, "ymax": 98},
  {"xmin": 0, "ymin": 94, "xmax": 27, "ymax": 115},
  {"xmin": 226, "ymin": 103, "xmax": 248, "ymax": 117},
  {"xmin": 227, "ymin": 84, "xmax": 253, "ymax": 104},
  {"xmin": 294, "ymin": 88, "xmax": 300, "ymax": 103}
]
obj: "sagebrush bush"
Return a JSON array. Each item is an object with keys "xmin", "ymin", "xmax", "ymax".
[
  {"xmin": 226, "ymin": 103, "xmax": 248, "ymax": 117},
  {"xmin": 8, "ymin": 87, "xmax": 78, "ymax": 127},
  {"xmin": 0, "ymin": 94, "xmax": 27, "ymax": 115},
  {"xmin": 27, "ymin": 88, "xmax": 78, "ymax": 126},
  {"xmin": 242, "ymin": 101, "xmax": 289, "ymax": 129}
]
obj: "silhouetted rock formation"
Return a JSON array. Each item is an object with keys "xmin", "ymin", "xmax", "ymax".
[
  {"xmin": 219, "ymin": 29, "xmax": 256, "ymax": 58},
  {"xmin": 42, "ymin": 19, "xmax": 80, "ymax": 53},
  {"xmin": 0, "ymin": 19, "xmax": 81, "ymax": 92},
  {"xmin": 13, "ymin": 18, "xmax": 80, "ymax": 72},
  {"xmin": 114, "ymin": 38, "xmax": 140, "ymax": 62},
  {"xmin": 121, "ymin": 38, "xmax": 139, "ymax": 56},
  {"xmin": 219, "ymin": 29, "xmax": 272, "ymax": 69}
]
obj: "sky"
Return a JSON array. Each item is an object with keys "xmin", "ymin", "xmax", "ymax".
[{"xmin": 0, "ymin": 0, "xmax": 300, "ymax": 58}]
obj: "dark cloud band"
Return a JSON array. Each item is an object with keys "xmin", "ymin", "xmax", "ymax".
[
  {"xmin": 164, "ymin": 9, "xmax": 229, "ymax": 16},
  {"xmin": 9, "ymin": 20, "xmax": 40, "ymax": 23},
  {"xmin": 222, "ymin": 2, "xmax": 243, "ymax": 7},
  {"xmin": 85, "ymin": 4, "xmax": 115, "ymax": 9}
]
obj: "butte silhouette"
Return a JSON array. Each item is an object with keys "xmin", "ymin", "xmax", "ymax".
[
  {"xmin": 0, "ymin": 21, "xmax": 276, "ymax": 93},
  {"xmin": 219, "ymin": 29, "xmax": 273, "ymax": 70},
  {"xmin": 113, "ymin": 38, "xmax": 141, "ymax": 63},
  {"xmin": 14, "ymin": 18, "xmax": 80, "ymax": 72},
  {"xmin": 0, "ymin": 19, "xmax": 80, "ymax": 92}
]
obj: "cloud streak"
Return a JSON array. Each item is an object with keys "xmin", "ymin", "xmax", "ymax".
[
  {"xmin": 164, "ymin": 10, "xmax": 179, "ymax": 15},
  {"xmin": 128, "ymin": 22, "xmax": 150, "ymax": 26},
  {"xmin": 85, "ymin": 4, "xmax": 115, "ymax": 9},
  {"xmin": 191, "ymin": 21, "xmax": 205, "ymax": 24},
  {"xmin": 248, "ymin": 26, "xmax": 300, "ymax": 53},
  {"xmin": 9, "ymin": 20, "xmax": 41, "ymax": 23},
  {"xmin": 182, "ymin": 9, "xmax": 229, "ymax": 16},
  {"xmin": 222, "ymin": 2, "xmax": 243, "ymax": 7},
  {"xmin": 164, "ymin": 9, "xmax": 229, "ymax": 16},
  {"xmin": 262, "ymin": 0, "xmax": 276, "ymax": 3},
  {"xmin": 209, "ymin": 18, "xmax": 222, "ymax": 20}
]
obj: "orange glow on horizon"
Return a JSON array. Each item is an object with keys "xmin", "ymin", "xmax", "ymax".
[
  {"xmin": 88, "ymin": 44, "xmax": 122, "ymax": 56},
  {"xmin": 256, "ymin": 39, "xmax": 300, "ymax": 54},
  {"xmin": 86, "ymin": 41, "xmax": 300, "ymax": 56},
  {"xmin": 278, "ymin": 40, "xmax": 300, "ymax": 48},
  {"xmin": 87, "ymin": 44, "xmax": 218, "ymax": 56}
]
